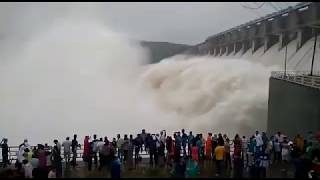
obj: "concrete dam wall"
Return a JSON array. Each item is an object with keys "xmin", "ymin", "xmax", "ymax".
[
  {"xmin": 268, "ymin": 77, "xmax": 320, "ymax": 137},
  {"xmin": 180, "ymin": 2, "xmax": 320, "ymax": 136},
  {"xmin": 185, "ymin": 2, "xmax": 320, "ymax": 72}
]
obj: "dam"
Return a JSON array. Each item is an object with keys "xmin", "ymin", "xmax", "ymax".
[{"xmin": 179, "ymin": 2, "xmax": 320, "ymax": 138}]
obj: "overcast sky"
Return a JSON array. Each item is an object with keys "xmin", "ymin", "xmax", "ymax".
[{"xmin": 0, "ymin": 2, "xmax": 299, "ymax": 45}]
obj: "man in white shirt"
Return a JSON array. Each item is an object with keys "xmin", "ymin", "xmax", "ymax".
[
  {"xmin": 241, "ymin": 136, "xmax": 248, "ymax": 167},
  {"xmin": 160, "ymin": 130, "xmax": 166, "ymax": 144},
  {"xmin": 117, "ymin": 134, "xmax": 124, "ymax": 161},
  {"xmin": 17, "ymin": 139, "xmax": 31, "ymax": 167},
  {"xmin": 97, "ymin": 138, "xmax": 105, "ymax": 153},
  {"xmin": 255, "ymin": 131, "xmax": 264, "ymax": 154},
  {"xmin": 62, "ymin": 137, "xmax": 72, "ymax": 167},
  {"xmin": 274, "ymin": 131, "xmax": 285, "ymax": 144}
]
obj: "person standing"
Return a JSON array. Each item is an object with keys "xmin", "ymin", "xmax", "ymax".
[
  {"xmin": 62, "ymin": 137, "xmax": 72, "ymax": 168},
  {"xmin": 92, "ymin": 134, "xmax": 99, "ymax": 166},
  {"xmin": 51, "ymin": 145, "xmax": 62, "ymax": 178},
  {"xmin": 1, "ymin": 138, "xmax": 9, "ymax": 168},
  {"xmin": 215, "ymin": 140, "xmax": 225, "ymax": 177},
  {"xmin": 224, "ymin": 138, "xmax": 231, "ymax": 169},
  {"xmin": 233, "ymin": 134, "xmax": 243, "ymax": 178},
  {"xmin": 181, "ymin": 129, "xmax": 188, "ymax": 157},
  {"xmin": 200, "ymin": 134, "xmax": 206, "ymax": 160},
  {"xmin": 166, "ymin": 136, "xmax": 175, "ymax": 168},
  {"xmin": 83, "ymin": 136, "xmax": 92, "ymax": 171},
  {"xmin": 149, "ymin": 134, "xmax": 158, "ymax": 167},
  {"xmin": 71, "ymin": 134, "xmax": 79, "ymax": 168},
  {"xmin": 294, "ymin": 134, "xmax": 304, "ymax": 152},
  {"xmin": 212, "ymin": 135, "xmax": 218, "ymax": 161},
  {"xmin": 281, "ymin": 139, "xmax": 290, "ymax": 163},
  {"xmin": 97, "ymin": 138, "xmax": 104, "ymax": 169},
  {"xmin": 196, "ymin": 135, "xmax": 203, "ymax": 161},
  {"xmin": 255, "ymin": 131, "xmax": 264, "ymax": 156},
  {"xmin": 175, "ymin": 132, "xmax": 182, "ymax": 162},
  {"xmin": 188, "ymin": 131, "xmax": 194, "ymax": 157},
  {"xmin": 134, "ymin": 134, "xmax": 141, "ymax": 166},
  {"xmin": 116, "ymin": 134, "xmax": 124, "ymax": 162},
  {"xmin": 37, "ymin": 144, "xmax": 47, "ymax": 179},
  {"xmin": 205, "ymin": 133, "xmax": 213, "ymax": 160},
  {"xmin": 241, "ymin": 136, "xmax": 248, "ymax": 168},
  {"xmin": 126, "ymin": 135, "xmax": 134, "ymax": 169},
  {"xmin": 17, "ymin": 139, "xmax": 31, "ymax": 170},
  {"xmin": 99, "ymin": 139, "xmax": 111, "ymax": 171},
  {"xmin": 122, "ymin": 135, "xmax": 129, "ymax": 164},
  {"xmin": 140, "ymin": 129, "xmax": 147, "ymax": 152}
]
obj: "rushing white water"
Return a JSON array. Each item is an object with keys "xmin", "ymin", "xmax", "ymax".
[
  {"xmin": 0, "ymin": 8, "xmax": 276, "ymax": 146},
  {"xmin": 140, "ymin": 55, "xmax": 274, "ymax": 137}
]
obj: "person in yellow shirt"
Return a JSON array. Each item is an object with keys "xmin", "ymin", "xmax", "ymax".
[
  {"xmin": 215, "ymin": 141, "xmax": 225, "ymax": 177},
  {"xmin": 293, "ymin": 134, "xmax": 304, "ymax": 152}
]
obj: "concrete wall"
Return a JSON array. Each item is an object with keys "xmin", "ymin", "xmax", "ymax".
[{"xmin": 267, "ymin": 78, "xmax": 320, "ymax": 137}]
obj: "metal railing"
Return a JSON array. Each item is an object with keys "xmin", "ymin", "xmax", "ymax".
[
  {"xmin": 206, "ymin": 2, "xmax": 312, "ymax": 41},
  {"xmin": 271, "ymin": 71, "xmax": 320, "ymax": 89},
  {"xmin": 0, "ymin": 144, "xmax": 177, "ymax": 164},
  {"xmin": 1, "ymin": 143, "xmax": 236, "ymax": 164},
  {"xmin": 0, "ymin": 145, "xmax": 85, "ymax": 164}
]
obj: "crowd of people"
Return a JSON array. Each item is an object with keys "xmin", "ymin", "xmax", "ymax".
[{"xmin": 1, "ymin": 129, "xmax": 320, "ymax": 178}]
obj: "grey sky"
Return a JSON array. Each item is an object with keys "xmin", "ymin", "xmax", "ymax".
[{"xmin": 0, "ymin": 2, "xmax": 299, "ymax": 45}]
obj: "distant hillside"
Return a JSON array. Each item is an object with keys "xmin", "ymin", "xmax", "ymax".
[{"xmin": 140, "ymin": 41, "xmax": 191, "ymax": 63}]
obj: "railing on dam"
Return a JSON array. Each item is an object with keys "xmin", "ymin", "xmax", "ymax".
[
  {"xmin": 271, "ymin": 71, "xmax": 320, "ymax": 89},
  {"xmin": 1, "ymin": 143, "xmax": 236, "ymax": 164}
]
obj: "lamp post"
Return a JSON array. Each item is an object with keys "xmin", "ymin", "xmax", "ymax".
[{"xmin": 284, "ymin": 44, "xmax": 287, "ymax": 77}]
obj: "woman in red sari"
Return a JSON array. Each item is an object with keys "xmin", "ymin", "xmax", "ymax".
[
  {"xmin": 83, "ymin": 136, "xmax": 90, "ymax": 159},
  {"xmin": 205, "ymin": 133, "xmax": 213, "ymax": 160}
]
